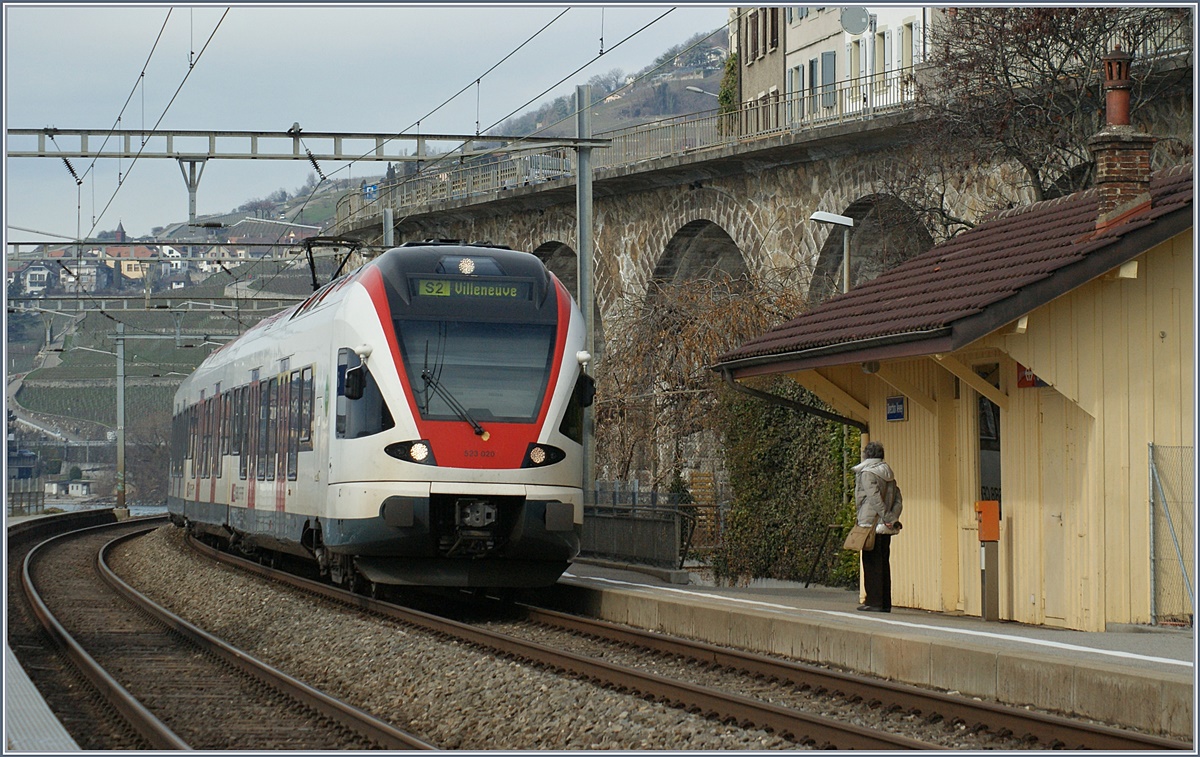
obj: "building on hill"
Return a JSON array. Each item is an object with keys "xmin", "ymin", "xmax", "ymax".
[
  {"xmin": 714, "ymin": 52, "xmax": 1193, "ymax": 631},
  {"xmin": 225, "ymin": 217, "xmax": 321, "ymax": 258}
]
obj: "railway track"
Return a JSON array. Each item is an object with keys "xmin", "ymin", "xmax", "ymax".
[
  {"xmin": 180, "ymin": 533, "xmax": 1193, "ymax": 751},
  {"xmin": 181, "ymin": 534, "xmax": 928, "ymax": 749},
  {"xmin": 503, "ymin": 604, "xmax": 1193, "ymax": 752},
  {"xmin": 15, "ymin": 515, "xmax": 432, "ymax": 750}
]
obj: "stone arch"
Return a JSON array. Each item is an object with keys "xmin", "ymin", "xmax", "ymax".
[
  {"xmin": 652, "ymin": 219, "xmax": 748, "ymax": 285},
  {"xmin": 531, "ymin": 239, "xmax": 606, "ymax": 360},
  {"xmin": 532, "ymin": 240, "xmax": 577, "ymax": 297},
  {"xmin": 809, "ymin": 193, "xmax": 934, "ymax": 302}
]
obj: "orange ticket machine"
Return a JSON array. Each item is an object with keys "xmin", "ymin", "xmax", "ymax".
[{"xmin": 975, "ymin": 501, "xmax": 1001, "ymax": 620}]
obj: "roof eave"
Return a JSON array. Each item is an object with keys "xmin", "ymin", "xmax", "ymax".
[
  {"xmin": 717, "ymin": 203, "xmax": 1192, "ymax": 381},
  {"xmin": 716, "ymin": 328, "xmax": 955, "ymax": 379}
]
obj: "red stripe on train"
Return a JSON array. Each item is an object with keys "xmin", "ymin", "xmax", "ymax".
[{"xmin": 361, "ymin": 266, "xmax": 571, "ymax": 470}]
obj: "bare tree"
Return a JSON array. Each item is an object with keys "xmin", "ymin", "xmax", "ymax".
[
  {"xmin": 881, "ymin": 6, "xmax": 1194, "ymax": 241},
  {"xmin": 919, "ymin": 7, "xmax": 1192, "ymax": 211},
  {"xmin": 595, "ymin": 272, "xmax": 807, "ymax": 490}
]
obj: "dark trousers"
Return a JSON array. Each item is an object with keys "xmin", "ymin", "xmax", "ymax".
[{"xmin": 861, "ymin": 533, "xmax": 892, "ymax": 609}]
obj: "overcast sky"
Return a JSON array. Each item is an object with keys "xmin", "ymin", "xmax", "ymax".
[{"xmin": 4, "ymin": 3, "xmax": 730, "ymax": 244}]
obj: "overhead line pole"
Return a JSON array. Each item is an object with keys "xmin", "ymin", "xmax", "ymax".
[{"xmin": 576, "ymin": 85, "xmax": 595, "ymax": 505}]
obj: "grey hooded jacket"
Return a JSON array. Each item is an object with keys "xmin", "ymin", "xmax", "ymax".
[{"xmin": 854, "ymin": 458, "xmax": 902, "ymax": 527}]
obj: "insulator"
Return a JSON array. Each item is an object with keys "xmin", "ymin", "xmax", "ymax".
[
  {"xmin": 61, "ymin": 157, "xmax": 82, "ymax": 185},
  {"xmin": 305, "ymin": 149, "xmax": 327, "ymax": 181}
]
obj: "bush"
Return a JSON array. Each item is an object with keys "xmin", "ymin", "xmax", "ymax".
[{"xmin": 711, "ymin": 376, "xmax": 859, "ymax": 587}]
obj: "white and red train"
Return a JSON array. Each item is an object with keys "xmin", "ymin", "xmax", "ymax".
[{"xmin": 168, "ymin": 242, "xmax": 592, "ymax": 591}]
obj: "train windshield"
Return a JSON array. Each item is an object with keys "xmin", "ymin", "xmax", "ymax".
[{"xmin": 397, "ymin": 320, "xmax": 556, "ymax": 423}]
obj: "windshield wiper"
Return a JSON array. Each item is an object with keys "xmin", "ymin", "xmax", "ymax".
[{"xmin": 420, "ymin": 369, "xmax": 488, "ymax": 439}]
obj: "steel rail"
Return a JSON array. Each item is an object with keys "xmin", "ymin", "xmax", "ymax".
[
  {"xmin": 184, "ymin": 535, "xmax": 938, "ymax": 750},
  {"xmin": 98, "ymin": 529, "xmax": 435, "ymax": 751},
  {"xmin": 518, "ymin": 605, "xmax": 1194, "ymax": 751},
  {"xmin": 20, "ymin": 519, "xmax": 189, "ymax": 750}
]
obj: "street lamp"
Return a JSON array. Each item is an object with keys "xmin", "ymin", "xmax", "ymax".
[
  {"xmin": 810, "ymin": 211, "xmax": 855, "ymax": 293},
  {"xmin": 685, "ymin": 86, "xmax": 719, "ymax": 98}
]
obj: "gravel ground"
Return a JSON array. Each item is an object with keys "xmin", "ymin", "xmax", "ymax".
[
  {"xmin": 480, "ymin": 618, "xmax": 1039, "ymax": 750},
  {"xmin": 109, "ymin": 526, "xmax": 793, "ymax": 750}
]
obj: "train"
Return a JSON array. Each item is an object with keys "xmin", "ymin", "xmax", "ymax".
[{"xmin": 168, "ymin": 241, "xmax": 594, "ymax": 592}]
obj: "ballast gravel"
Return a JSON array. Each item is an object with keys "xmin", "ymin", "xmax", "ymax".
[{"xmin": 109, "ymin": 526, "xmax": 792, "ymax": 750}]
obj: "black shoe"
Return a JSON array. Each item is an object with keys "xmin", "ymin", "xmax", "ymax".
[{"xmin": 857, "ymin": 604, "xmax": 883, "ymax": 612}]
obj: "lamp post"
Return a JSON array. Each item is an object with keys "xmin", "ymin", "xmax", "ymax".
[
  {"xmin": 810, "ymin": 210, "xmax": 855, "ymax": 293},
  {"xmin": 685, "ymin": 86, "xmax": 719, "ymax": 98},
  {"xmin": 811, "ymin": 211, "xmax": 858, "ymax": 508}
]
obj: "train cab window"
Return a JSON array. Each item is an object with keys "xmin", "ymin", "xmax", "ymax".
[
  {"xmin": 336, "ymin": 349, "xmax": 395, "ymax": 439},
  {"xmin": 398, "ymin": 320, "xmax": 555, "ymax": 424}
]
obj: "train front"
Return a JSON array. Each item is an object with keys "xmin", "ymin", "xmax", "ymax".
[{"xmin": 328, "ymin": 243, "xmax": 591, "ymax": 589}]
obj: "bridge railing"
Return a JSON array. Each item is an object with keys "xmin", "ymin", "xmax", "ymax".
[
  {"xmin": 336, "ymin": 67, "xmax": 922, "ymax": 230},
  {"xmin": 338, "ymin": 14, "xmax": 1192, "ymax": 232}
]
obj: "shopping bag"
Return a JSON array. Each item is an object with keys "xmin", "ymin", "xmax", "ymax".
[{"xmin": 843, "ymin": 524, "xmax": 876, "ymax": 551}]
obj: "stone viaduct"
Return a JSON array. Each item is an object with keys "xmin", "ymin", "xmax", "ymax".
[{"xmin": 337, "ymin": 99, "xmax": 1191, "ymax": 342}]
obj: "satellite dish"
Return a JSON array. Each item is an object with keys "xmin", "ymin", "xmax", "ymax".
[{"xmin": 840, "ymin": 6, "xmax": 870, "ymax": 35}]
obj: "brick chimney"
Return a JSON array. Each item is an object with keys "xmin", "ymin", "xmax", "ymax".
[{"xmin": 1088, "ymin": 45, "xmax": 1155, "ymax": 228}]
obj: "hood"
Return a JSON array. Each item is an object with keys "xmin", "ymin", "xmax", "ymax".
[{"xmin": 852, "ymin": 458, "xmax": 894, "ymax": 481}]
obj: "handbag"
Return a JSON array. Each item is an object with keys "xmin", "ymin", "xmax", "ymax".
[{"xmin": 844, "ymin": 516, "xmax": 878, "ymax": 551}]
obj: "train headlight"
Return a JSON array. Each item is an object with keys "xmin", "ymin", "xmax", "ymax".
[
  {"xmin": 521, "ymin": 443, "xmax": 566, "ymax": 468},
  {"xmin": 385, "ymin": 440, "xmax": 438, "ymax": 465},
  {"xmin": 409, "ymin": 442, "xmax": 431, "ymax": 462}
]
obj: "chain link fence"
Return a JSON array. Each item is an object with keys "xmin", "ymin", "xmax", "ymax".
[{"xmin": 1149, "ymin": 444, "xmax": 1194, "ymax": 626}]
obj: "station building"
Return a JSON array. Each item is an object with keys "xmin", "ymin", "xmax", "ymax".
[{"xmin": 715, "ymin": 55, "xmax": 1193, "ymax": 632}]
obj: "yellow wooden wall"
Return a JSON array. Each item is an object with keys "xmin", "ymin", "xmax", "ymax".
[
  {"xmin": 982, "ymin": 229, "xmax": 1193, "ymax": 629},
  {"xmin": 796, "ymin": 230, "xmax": 1192, "ymax": 631}
]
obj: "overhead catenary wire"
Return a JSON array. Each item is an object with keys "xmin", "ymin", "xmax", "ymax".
[
  {"xmin": 373, "ymin": 8, "xmax": 740, "ymax": 234},
  {"xmin": 335, "ymin": 7, "xmax": 692, "ymax": 234},
  {"xmin": 86, "ymin": 8, "xmax": 230, "ymax": 242},
  {"xmin": 27, "ymin": 9, "xmax": 728, "ymax": 341},
  {"xmin": 17, "ymin": 9, "xmax": 237, "ymax": 340}
]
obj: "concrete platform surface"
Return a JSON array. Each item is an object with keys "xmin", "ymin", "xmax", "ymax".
[
  {"xmin": 564, "ymin": 560, "xmax": 1195, "ymax": 740},
  {"xmin": 5, "ymin": 646, "xmax": 80, "ymax": 752}
]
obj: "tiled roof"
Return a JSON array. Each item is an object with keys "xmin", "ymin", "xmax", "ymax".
[{"xmin": 716, "ymin": 163, "xmax": 1193, "ymax": 375}]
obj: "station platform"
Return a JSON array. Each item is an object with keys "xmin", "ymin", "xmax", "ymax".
[
  {"xmin": 563, "ymin": 559, "xmax": 1195, "ymax": 741},
  {"xmin": 5, "ymin": 645, "xmax": 80, "ymax": 751}
]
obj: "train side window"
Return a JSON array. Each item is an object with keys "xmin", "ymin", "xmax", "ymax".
[
  {"xmin": 336, "ymin": 348, "xmax": 395, "ymax": 439},
  {"xmin": 220, "ymin": 393, "xmax": 231, "ymax": 457},
  {"xmin": 187, "ymin": 405, "xmax": 196, "ymax": 477},
  {"xmin": 275, "ymin": 375, "xmax": 288, "ymax": 482},
  {"xmin": 242, "ymin": 384, "xmax": 255, "ymax": 481},
  {"xmin": 257, "ymin": 381, "xmax": 271, "ymax": 481},
  {"xmin": 299, "ymin": 366, "xmax": 314, "ymax": 449},
  {"xmin": 287, "ymin": 370, "xmax": 301, "ymax": 480},
  {"xmin": 265, "ymin": 378, "xmax": 278, "ymax": 481},
  {"xmin": 558, "ymin": 372, "xmax": 595, "ymax": 444},
  {"xmin": 230, "ymin": 387, "xmax": 242, "ymax": 457},
  {"xmin": 212, "ymin": 394, "xmax": 223, "ymax": 479},
  {"xmin": 170, "ymin": 413, "xmax": 184, "ymax": 477}
]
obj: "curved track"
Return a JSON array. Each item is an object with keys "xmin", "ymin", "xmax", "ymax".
[{"xmin": 16, "ymin": 516, "xmax": 432, "ymax": 750}]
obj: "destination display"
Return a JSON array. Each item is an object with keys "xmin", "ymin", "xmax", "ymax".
[{"xmin": 411, "ymin": 277, "xmax": 532, "ymax": 300}]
